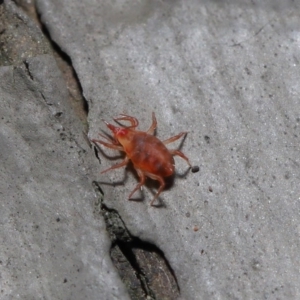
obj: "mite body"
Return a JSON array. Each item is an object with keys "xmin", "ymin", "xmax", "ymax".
[{"xmin": 92, "ymin": 113, "xmax": 191, "ymax": 206}]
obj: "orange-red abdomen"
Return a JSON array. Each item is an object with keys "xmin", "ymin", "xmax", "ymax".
[{"xmin": 124, "ymin": 132, "xmax": 175, "ymax": 177}]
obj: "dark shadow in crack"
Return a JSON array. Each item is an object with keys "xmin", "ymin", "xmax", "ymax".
[{"xmin": 91, "ymin": 187, "xmax": 181, "ymax": 300}]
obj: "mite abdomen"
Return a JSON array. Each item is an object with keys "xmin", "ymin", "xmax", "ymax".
[{"xmin": 130, "ymin": 134, "xmax": 175, "ymax": 177}]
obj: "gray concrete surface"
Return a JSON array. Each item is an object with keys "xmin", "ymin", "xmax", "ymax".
[
  {"xmin": 0, "ymin": 2, "xmax": 130, "ymax": 298},
  {"xmin": 1, "ymin": 0, "xmax": 300, "ymax": 299},
  {"xmin": 0, "ymin": 57, "xmax": 130, "ymax": 299}
]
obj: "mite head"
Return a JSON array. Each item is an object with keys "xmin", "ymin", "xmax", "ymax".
[{"xmin": 104, "ymin": 121, "xmax": 132, "ymax": 148}]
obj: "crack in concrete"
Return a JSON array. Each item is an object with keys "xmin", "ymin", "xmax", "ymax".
[
  {"xmin": 92, "ymin": 181, "xmax": 180, "ymax": 300},
  {"xmin": 14, "ymin": 1, "xmax": 181, "ymax": 298}
]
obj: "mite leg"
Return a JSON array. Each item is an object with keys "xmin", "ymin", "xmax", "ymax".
[
  {"xmin": 146, "ymin": 112, "xmax": 157, "ymax": 135},
  {"xmin": 97, "ymin": 133, "xmax": 119, "ymax": 145},
  {"xmin": 145, "ymin": 172, "xmax": 166, "ymax": 206},
  {"xmin": 92, "ymin": 139, "xmax": 124, "ymax": 151},
  {"xmin": 169, "ymin": 149, "xmax": 192, "ymax": 167},
  {"xmin": 113, "ymin": 114, "xmax": 139, "ymax": 128},
  {"xmin": 163, "ymin": 132, "xmax": 187, "ymax": 145},
  {"xmin": 128, "ymin": 169, "xmax": 146, "ymax": 199},
  {"xmin": 101, "ymin": 156, "xmax": 129, "ymax": 174}
]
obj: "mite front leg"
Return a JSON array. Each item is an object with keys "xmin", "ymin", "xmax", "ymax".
[
  {"xmin": 114, "ymin": 114, "xmax": 139, "ymax": 129},
  {"xmin": 92, "ymin": 139, "xmax": 124, "ymax": 151},
  {"xmin": 97, "ymin": 133, "xmax": 119, "ymax": 145},
  {"xmin": 101, "ymin": 156, "xmax": 129, "ymax": 174}
]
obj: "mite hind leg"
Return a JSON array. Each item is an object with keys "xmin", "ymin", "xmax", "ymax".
[
  {"xmin": 145, "ymin": 172, "xmax": 166, "ymax": 206},
  {"xmin": 169, "ymin": 149, "xmax": 192, "ymax": 167},
  {"xmin": 146, "ymin": 112, "xmax": 157, "ymax": 135},
  {"xmin": 128, "ymin": 169, "xmax": 146, "ymax": 199}
]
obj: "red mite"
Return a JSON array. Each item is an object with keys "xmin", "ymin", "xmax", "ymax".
[{"xmin": 91, "ymin": 113, "xmax": 191, "ymax": 206}]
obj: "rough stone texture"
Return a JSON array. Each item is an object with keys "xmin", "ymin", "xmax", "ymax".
[
  {"xmin": 0, "ymin": 2, "xmax": 130, "ymax": 298},
  {"xmin": 2, "ymin": 0, "xmax": 300, "ymax": 299},
  {"xmin": 0, "ymin": 1, "xmax": 49, "ymax": 65},
  {"xmin": 0, "ymin": 57, "xmax": 130, "ymax": 299}
]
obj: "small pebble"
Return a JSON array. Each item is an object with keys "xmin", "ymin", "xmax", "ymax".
[{"xmin": 191, "ymin": 165, "xmax": 200, "ymax": 173}]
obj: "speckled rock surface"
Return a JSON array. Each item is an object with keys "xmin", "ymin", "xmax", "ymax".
[
  {"xmin": 0, "ymin": 2, "xmax": 130, "ymax": 298},
  {"xmin": 0, "ymin": 56, "xmax": 130, "ymax": 299},
  {"xmin": 2, "ymin": 0, "xmax": 300, "ymax": 299}
]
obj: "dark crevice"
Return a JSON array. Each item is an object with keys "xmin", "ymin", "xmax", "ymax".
[
  {"xmin": 14, "ymin": 0, "xmax": 90, "ymax": 131},
  {"xmin": 93, "ymin": 180, "xmax": 104, "ymax": 198},
  {"xmin": 114, "ymin": 239, "xmax": 156, "ymax": 299},
  {"xmin": 92, "ymin": 181, "xmax": 180, "ymax": 300},
  {"xmin": 37, "ymin": 17, "xmax": 89, "ymax": 115},
  {"xmin": 40, "ymin": 92, "xmax": 46, "ymax": 101},
  {"xmin": 93, "ymin": 144, "xmax": 102, "ymax": 164},
  {"xmin": 16, "ymin": 2, "xmax": 180, "ymax": 299},
  {"xmin": 23, "ymin": 60, "xmax": 34, "ymax": 80}
]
